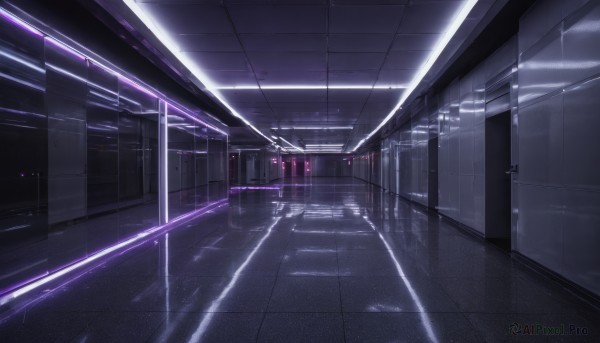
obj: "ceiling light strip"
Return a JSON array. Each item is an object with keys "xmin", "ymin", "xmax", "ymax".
[
  {"xmin": 279, "ymin": 136, "xmax": 304, "ymax": 152},
  {"xmin": 214, "ymin": 85, "xmax": 406, "ymax": 90},
  {"xmin": 123, "ymin": 0, "xmax": 272, "ymax": 144},
  {"xmin": 272, "ymin": 126, "xmax": 353, "ymax": 130},
  {"xmin": 305, "ymin": 144, "xmax": 344, "ymax": 147},
  {"xmin": 352, "ymin": 0, "xmax": 478, "ymax": 152}
]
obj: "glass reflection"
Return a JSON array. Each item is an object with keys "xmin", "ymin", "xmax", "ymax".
[
  {"xmin": 167, "ymin": 106, "xmax": 212, "ymax": 219},
  {"xmin": 0, "ymin": 18, "xmax": 47, "ymax": 292},
  {"xmin": 0, "ymin": 11, "xmax": 227, "ymax": 297}
]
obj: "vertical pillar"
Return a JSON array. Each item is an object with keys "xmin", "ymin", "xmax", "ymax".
[
  {"xmin": 159, "ymin": 100, "xmax": 168, "ymax": 224},
  {"xmin": 226, "ymin": 134, "xmax": 229, "ymax": 198}
]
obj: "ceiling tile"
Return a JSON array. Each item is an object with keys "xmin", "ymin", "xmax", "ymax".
[
  {"xmin": 328, "ymin": 89, "xmax": 371, "ymax": 103},
  {"xmin": 381, "ymin": 50, "xmax": 429, "ymax": 69},
  {"xmin": 240, "ymin": 34, "xmax": 326, "ymax": 52},
  {"xmin": 220, "ymin": 89, "xmax": 268, "ymax": 103},
  {"xmin": 328, "ymin": 70, "xmax": 379, "ymax": 85},
  {"xmin": 138, "ymin": 3, "xmax": 233, "ymax": 33},
  {"xmin": 247, "ymin": 52, "xmax": 327, "ymax": 72},
  {"xmin": 369, "ymin": 90, "xmax": 402, "ymax": 103},
  {"xmin": 374, "ymin": 69, "xmax": 416, "ymax": 87},
  {"xmin": 329, "ymin": 6, "xmax": 405, "ymax": 33},
  {"xmin": 277, "ymin": 112, "xmax": 328, "ymax": 121},
  {"xmin": 390, "ymin": 33, "xmax": 440, "ymax": 51},
  {"xmin": 331, "ymin": 0, "xmax": 408, "ymax": 4},
  {"xmin": 228, "ymin": 5, "xmax": 326, "ymax": 33},
  {"xmin": 226, "ymin": 0, "xmax": 327, "ymax": 4},
  {"xmin": 181, "ymin": 52, "xmax": 250, "ymax": 70},
  {"xmin": 328, "ymin": 102, "xmax": 365, "ymax": 114},
  {"xmin": 177, "ymin": 34, "xmax": 242, "ymax": 52},
  {"xmin": 257, "ymin": 71, "xmax": 326, "ymax": 84},
  {"xmin": 328, "ymin": 34, "xmax": 394, "ymax": 52},
  {"xmin": 270, "ymin": 102, "xmax": 327, "ymax": 112},
  {"xmin": 204, "ymin": 70, "xmax": 257, "ymax": 85},
  {"xmin": 397, "ymin": 1, "xmax": 462, "ymax": 34},
  {"xmin": 263, "ymin": 90, "xmax": 327, "ymax": 103},
  {"xmin": 329, "ymin": 53, "xmax": 386, "ymax": 70}
]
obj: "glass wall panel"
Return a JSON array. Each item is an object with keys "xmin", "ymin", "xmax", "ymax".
[
  {"xmin": 45, "ymin": 36, "xmax": 88, "ymax": 271},
  {"xmin": 117, "ymin": 78, "xmax": 159, "ymax": 237},
  {"xmin": 167, "ymin": 108, "xmax": 197, "ymax": 219},
  {"xmin": 194, "ymin": 123, "xmax": 209, "ymax": 209},
  {"xmin": 208, "ymin": 132, "xmax": 227, "ymax": 201},
  {"xmin": 0, "ymin": 19, "xmax": 47, "ymax": 291},
  {"xmin": 85, "ymin": 62, "xmax": 119, "ymax": 252},
  {"xmin": 0, "ymin": 11, "xmax": 227, "ymax": 296}
]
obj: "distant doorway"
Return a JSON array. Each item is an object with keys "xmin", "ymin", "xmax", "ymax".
[
  {"xmin": 283, "ymin": 161, "xmax": 292, "ymax": 178},
  {"xmin": 295, "ymin": 161, "xmax": 305, "ymax": 177},
  {"xmin": 485, "ymin": 110, "xmax": 512, "ymax": 250}
]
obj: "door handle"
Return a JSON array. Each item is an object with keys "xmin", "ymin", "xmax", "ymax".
[{"xmin": 505, "ymin": 164, "xmax": 518, "ymax": 174}]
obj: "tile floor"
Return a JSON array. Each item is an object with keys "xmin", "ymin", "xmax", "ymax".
[{"xmin": 1, "ymin": 178, "xmax": 598, "ymax": 342}]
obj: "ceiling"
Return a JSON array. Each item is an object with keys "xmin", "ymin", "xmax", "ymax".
[{"xmin": 93, "ymin": 0, "xmax": 497, "ymax": 153}]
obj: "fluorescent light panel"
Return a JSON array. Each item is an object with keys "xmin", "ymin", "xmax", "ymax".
[
  {"xmin": 352, "ymin": 0, "xmax": 478, "ymax": 152},
  {"xmin": 306, "ymin": 144, "xmax": 344, "ymax": 147},
  {"xmin": 272, "ymin": 126, "xmax": 353, "ymax": 130},
  {"xmin": 215, "ymin": 85, "xmax": 406, "ymax": 90}
]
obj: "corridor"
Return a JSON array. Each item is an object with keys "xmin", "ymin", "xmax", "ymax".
[{"xmin": 1, "ymin": 178, "xmax": 598, "ymax": 342}]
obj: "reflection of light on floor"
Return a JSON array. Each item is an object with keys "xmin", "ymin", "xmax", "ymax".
[
  {"xmin": 165, "ymin": 233, "xmax": 170, "ymax": 323},
  {"xmin": 186, "ymin": 217, "xmax": 282, "ymax": 343},
  {"xmin": 289, "ymin": 271, "xmax": 334, "ymax": 276},
  {"xmin": 362, "ymin": 215, "xmax": 439, "ymax": 343},
  {"xmin": 0, "ymin": 199, "xmax": 227, "ymax": 311}
]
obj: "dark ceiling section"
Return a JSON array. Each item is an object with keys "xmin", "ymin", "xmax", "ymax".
[{"xmin": 3, "ymin": 0, "xmax": 242, "ymax": 127}]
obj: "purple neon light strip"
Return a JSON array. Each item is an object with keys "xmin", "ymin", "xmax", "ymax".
[
  {"xmin": 0, "ymin": 238, "xmax": 149, "ymax": 322},
  {"xmin": 0, "ymin": 8, "xmax": 42, "ymax": 36},
  {"xmin": 0, "ymin": 7, "xmax": 227, "ymax": 136},
  {"xmin": 45, "ymin": 36, "xmax": 85, "ymax": 61},
  {"xmin": 0, "ymin": 199, "xmax": 227, "ymax": 306},
  {"xmin": 230, "ymin": 186, "xmax": 281, "ymax": 190}
]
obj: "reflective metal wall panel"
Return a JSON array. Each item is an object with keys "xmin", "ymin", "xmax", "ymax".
[
  {"xmin": 518, "ymin": 26, "xmax": 565, "ymax": 104},
  {"xmin": 195, "ymin": 127, "xmax": 209, "ymax": 208},
  {"xmin": 45, "ymin": 38, "xmax": 87, "ymax": 226},
  {"xmin": 563, "ymin": 77, "xmax": 600, "ymax": 190},
  {"xmin": 563, "ymin": 189, "xmax": 600, "ymax": 296},
  {"xmin": 359, "ymin": 0, "xmax": 600, "ymax": 299},
  {"xmin": 0, "ymin": 17, "xmax": 47, "ymax": 291},
  {"xmin": 168, "ymin": 108, "xmax": 198, "ymax": 219},
  {"xmin": 516, "ymin": 184, "xmax": 564, "ymax": 273},
  {"xmin": 208, "ymin": 133, "xmax": 227, "ymax": 201},
  {"xmin": 518, "ymin": 94, "xmax": 563, "ymax": 186},
  {"xmin": 0, "ymin": 10, "xmax": 227, "ymax": 295},
  {"xmin": 86, "ymin": 63, "xmax": 119, "ymax": 216},
  {"xmin": 515, "ymin": 0, "xmax": 599, "ymax": 296},
  {"xmin": 117, "ymin": 78, "xmax": 159, "ymax": 236}
]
